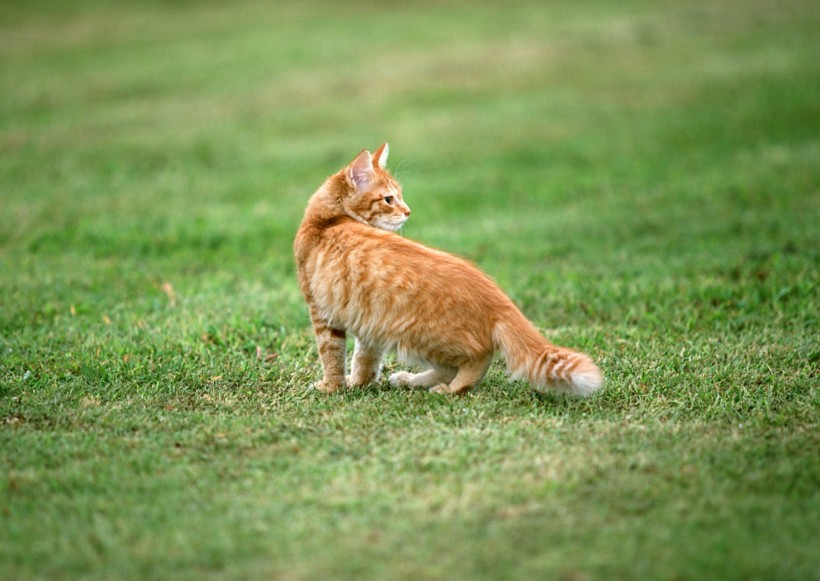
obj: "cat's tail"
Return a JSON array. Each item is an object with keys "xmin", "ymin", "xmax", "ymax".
[{"xmin": 493, "ymin": 314, "xmax": 603, "ymax": 397}]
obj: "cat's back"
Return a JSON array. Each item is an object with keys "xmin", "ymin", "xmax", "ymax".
[{"xmin": 311, "ymin": 219, "xmax": 509, "ymax": 309}]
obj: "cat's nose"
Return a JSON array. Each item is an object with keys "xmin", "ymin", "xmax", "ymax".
[{"xmin": 403, "ymin": 207, "xmax": 411, "ymax": 217}]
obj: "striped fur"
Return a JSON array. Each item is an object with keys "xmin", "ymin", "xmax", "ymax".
[{"xmin": 293, "ymin": 144, "xmax": 603, "ymax": 396}]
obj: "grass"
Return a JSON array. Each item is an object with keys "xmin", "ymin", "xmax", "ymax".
[{"xmin": 1, "ymin": 0, "xmax": 818, "ymax": 578}]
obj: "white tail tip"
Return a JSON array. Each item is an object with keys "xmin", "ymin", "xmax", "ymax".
[
  {"xmin": 533, "ymin": 356, "xmax": 603, "ymax": 397},
  {"xmin": 569, "ymin": 361, "xmax": 604, "ymax": 397}
]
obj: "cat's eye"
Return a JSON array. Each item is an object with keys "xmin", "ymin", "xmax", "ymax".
[{"xmin": 383, "ymin": 196, "xmax": 394, "ymax": 204}]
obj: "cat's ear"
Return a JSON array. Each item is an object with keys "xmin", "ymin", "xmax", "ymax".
[
  {"xmin": 373, "ymin": 142, "xmax": 389, "ymax": 170},
  {"xmin": 347, "ymin": 149, "xmax": 373, "ymax": 191}
]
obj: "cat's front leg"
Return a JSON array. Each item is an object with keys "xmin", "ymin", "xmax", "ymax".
[
  {"xmin": 310, "ymin": 313, "xmax": 347, "ymax": 393},
  {"xmin": 347, "ymin": 338, "xmax": 385, "ymax": 387}
]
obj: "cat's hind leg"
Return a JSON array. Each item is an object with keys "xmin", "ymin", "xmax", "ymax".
[
  {"xmin": 347, "ymin": 339, "xmax": 386, "ymax": 387},
  {"xmin": 430, "ymin": 356, "xmax": 493, "ymax": 395},
  {"xmin": 389, "ymin": 366, "xmax": 457, "ymax": 389}
]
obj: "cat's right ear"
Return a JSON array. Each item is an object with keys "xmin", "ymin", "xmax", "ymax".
[
  {"xmin": 373, "ymin": 142, "xmax": 389, "ymax": 169},
  {"xmin": 347, "ymin": 149, "xmax": 373, "ymax": 192}
]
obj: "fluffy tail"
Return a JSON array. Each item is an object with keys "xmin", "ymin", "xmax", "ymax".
[{"xmin": 493, "ymin": 315, "xmax": 603, "ymax": 397}]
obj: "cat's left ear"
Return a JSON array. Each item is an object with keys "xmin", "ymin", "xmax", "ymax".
[
  {"xmin": 347, "ymin": 149, "xmax": 373, "ymax": 191},
  {"xmin": 373, "ymin": 142, "xmax": 389, "ymax": 170}
]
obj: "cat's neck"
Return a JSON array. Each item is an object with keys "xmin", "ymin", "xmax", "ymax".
[
  {"xmin": 295, "ymin": 174, "xmax": 363, "ymax": 269},
  {"xmin": 299, "ymin": 172, "xmax": 358, "ymax": 232},
  {"xmin": 301, "ymin": 174, "xmax": 341, "ymax": 221}
]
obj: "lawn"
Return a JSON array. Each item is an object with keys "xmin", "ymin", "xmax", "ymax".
[{"xmin": 1, "ymin": 0, "xmax": 818, "ymax": 579}]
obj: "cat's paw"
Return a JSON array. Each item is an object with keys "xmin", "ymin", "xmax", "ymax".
[
  {"xmin": 429, "ymin": 383, "xmax": 454, "ymax": 395},
  {"xmin": 312, "ymin": 380, "xmax": 344, "ymax": 394},
  {"xmin": 388, "ymin": 371, "xmax": 413, "ymax": 387},
  {"xmin": 345, "ymin": 374, "xmax": 369, "ymax": 388}
]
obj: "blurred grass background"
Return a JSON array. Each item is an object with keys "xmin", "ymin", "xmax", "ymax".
[{"xmin": 1, "ymin": 0, "xmax": 818, "ymax": 579}]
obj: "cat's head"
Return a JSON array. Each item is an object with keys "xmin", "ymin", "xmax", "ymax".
[{"xmin": 341, "ymin": 143, "xmax": 411, "ymax": 232}]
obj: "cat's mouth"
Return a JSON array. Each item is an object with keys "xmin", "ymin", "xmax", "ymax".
[{"xmin": 374, "ymin": 217, "xmax": 408, "ymax": 232}]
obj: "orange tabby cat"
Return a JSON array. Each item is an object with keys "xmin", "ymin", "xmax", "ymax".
[{"xmin": 294, "ymin": 144, "xmax": 603, "ymax": 396}]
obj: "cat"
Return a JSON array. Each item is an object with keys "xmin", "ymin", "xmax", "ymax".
[{"xmin": 293, "ymin": 144, "xmax": 603, "ymax": 396}]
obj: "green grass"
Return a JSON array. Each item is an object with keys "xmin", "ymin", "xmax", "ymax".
[{"xmin": 1, "ymin": 0, "xmax": 818, "ymax": 579}]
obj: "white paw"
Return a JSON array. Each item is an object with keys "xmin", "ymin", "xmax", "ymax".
[{"xmin": 389, "ymin": 371, "xmax": 413, "ymax": 387}]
